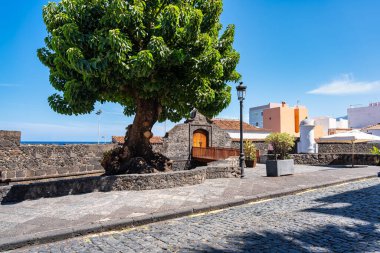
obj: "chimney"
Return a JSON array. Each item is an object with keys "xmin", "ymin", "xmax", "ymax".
[{"xmin": 281, "ymin": 101, "xmax": 286, "ymax": 107}]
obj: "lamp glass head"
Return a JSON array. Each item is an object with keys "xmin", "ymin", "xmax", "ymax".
[{"xmin": 236, "ymin": 82, "xmax": 247, "ymax": 101}]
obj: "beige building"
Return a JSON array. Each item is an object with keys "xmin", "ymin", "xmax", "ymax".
[{"xmin": 263, "ymin": 102, "xmax": 308, "ymax": 137}]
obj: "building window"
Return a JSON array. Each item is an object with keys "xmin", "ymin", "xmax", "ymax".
[
  {"xmin": 261, "ymin": 112, "xmax": 263, "ymax": 116},
  {"xmin": 256, "ymin": 122, "xmax": 259, "ymax": 126}
]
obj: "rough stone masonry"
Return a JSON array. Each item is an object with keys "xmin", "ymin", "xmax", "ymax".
[{"xmin": 0, "ymin": 130, "xmax": 115, "ymax": 181}]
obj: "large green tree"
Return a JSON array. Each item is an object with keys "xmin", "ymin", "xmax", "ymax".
[{"xmin": 38, "ymin": 0, "xmax": 241, "ymax": 174}]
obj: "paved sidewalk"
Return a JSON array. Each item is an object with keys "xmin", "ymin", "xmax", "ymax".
[
  {"xmin": 18, "ymin": 177, "xmax": 380, "ymax": 252},
  {"xmin": 0, "ymin": 164, "xmax": 378, "ymax": 250}
]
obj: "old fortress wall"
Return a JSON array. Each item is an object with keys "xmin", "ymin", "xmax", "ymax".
[{"xmin": 0, "ymin": 131, "xmax": 115, "ymax": 182}]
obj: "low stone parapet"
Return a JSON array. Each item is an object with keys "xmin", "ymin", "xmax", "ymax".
[
  {"xmin": 291, "ymin": 154, "xmax": 379, "ymax": 166},
  {"xmin": 0, "ymin": 130, "xmax": 117, "ymax": 181},
  {"xmin": 0, "ymin": 165, "xmax": 240, "ymax": 203},
  {"xmin": 318, "ymin": 142, "xmax": 380, "ymax": 154}
]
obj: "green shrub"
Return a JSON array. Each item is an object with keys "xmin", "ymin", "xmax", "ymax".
[
  {"xmin": 370, "ymin": 146, "xmax": 380, "ymax": 166},
  {"xmin": 265, "ymin": 132, "xmax": 295, "ymax": 160},
  {"xmin": 370, "ymin": 146, "xmax": 380, "ymax": 155},
  {"xmin": 244, "ymin": 141, "xmax": 257, "ymax": 161}
]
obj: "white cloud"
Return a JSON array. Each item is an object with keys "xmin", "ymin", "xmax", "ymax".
[{"xmin": 308, "ymin": 74, "xmax": 380, "ymax": 95}]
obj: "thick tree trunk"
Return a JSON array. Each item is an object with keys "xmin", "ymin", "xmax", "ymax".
[
  {"xmin": 102, "ymin": 99, "xmax": 172, "ymax": 175},
  {"xmin": 124, "ymin": 99, "xmax": 160, "ymax": 157}
]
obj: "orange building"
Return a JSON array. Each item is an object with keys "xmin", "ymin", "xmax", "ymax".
[{"xmin": 263, "ymin": 102, "xmax": 308, "ymax": 137}]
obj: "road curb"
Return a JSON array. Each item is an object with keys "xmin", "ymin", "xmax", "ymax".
[{"xmin": 0, "ymin": 174, "xmax": 377, "ymax": 252}]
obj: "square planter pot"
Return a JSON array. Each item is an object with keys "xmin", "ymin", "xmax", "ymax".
[
  {"xmin": 266, "ymin": 159, "xmax": 294, "ymax": 177},
  {"xmin": 245, "ymin": 159, "xmax": 257, "ymax": 168}
]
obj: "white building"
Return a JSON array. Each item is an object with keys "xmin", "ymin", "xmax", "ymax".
[
  {"xmin": 313, "ymin": 116, "xmax": 349, "ymax": 136},
  {"xmin": 336, "ymin": 118, "xmax": 349, "ymax": 129},
  {"xmin": 298, "ymin": 119, "xmax": 317, "ymax": 153},
  {"xmin": 362, "ymin": 124, "xmax": 380, "ymax": 137},
  {"xmin": 348, "ymin": 103, "xmax": 380, "ymax": 128},
  {"xmin": 314, "ymin": 117, "xmax": 336, "ymax": 136},
  {"xmin": 212, "ymin": 119, "xmax": 272, "ymax": 140},
  {"xmin": 249, "ymin": 103, "xmax": 280, "ymax": 128}
]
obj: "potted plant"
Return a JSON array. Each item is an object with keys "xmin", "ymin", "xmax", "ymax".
[
  {"xmin": 265, "ymin": 132, "xmax": 295, "ymax": 177},
  {"xmin": 244, "ymin": 140, "xmax": 257, "ymax": 168}
]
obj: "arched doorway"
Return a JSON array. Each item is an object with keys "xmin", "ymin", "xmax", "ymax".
[{"xmin": 193, "ymin": 129, "xmax": 209, "ymax": 148}]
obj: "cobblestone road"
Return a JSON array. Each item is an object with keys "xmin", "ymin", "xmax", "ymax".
[{"xmin": 15, "ymin": 178, "xmax": 380, "ymax": 253}]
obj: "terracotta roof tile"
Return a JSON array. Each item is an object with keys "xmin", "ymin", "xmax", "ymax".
[
  {"xmin": 112, "ymin": 136, "xmax": 125, "ymax": 144},
  {"xmin": 112, "ymin": 136, "xmax": 163, "ymax": 145},
  {"xmin": 212, "ymin": 119, "xmax": 271, "ymax": 132}
]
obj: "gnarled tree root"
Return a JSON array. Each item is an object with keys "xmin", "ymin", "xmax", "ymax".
[{"xmin": 101, "ymin": 146, "xmax": 173, "ymax": 175}]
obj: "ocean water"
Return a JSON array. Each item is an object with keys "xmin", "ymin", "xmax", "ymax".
[{"xmin": 21, "ymin": 141, "xmax": 111, "ymax": 145}]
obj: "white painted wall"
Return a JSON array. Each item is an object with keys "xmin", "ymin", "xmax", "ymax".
[
  {"xmin": 314, "ymin": 117, "xmax": 336, "ymax": 136},
  {"xmin": 249, "ymin": 108, "xmax": 264, "ymax": 128},
  {"xmin": 336, "ymin": 118, "xmax": 349, "ymax": 129},
  {"xmin": 249, "ymin": 103, "xmax": 281, "ymax": 128},
  {"xmin": 227, "ymin": 130, "xmax": 271, "ymax": 140},
  {"xmin": 364, "ymin": 129, "xmax": 380, "ymax": 137},
  {"xmin": 348, "ymin": 103, "xmax": 380, "ymax": 128},
  {"xmin": 298, "ymin": 119, "xmax": 317, "ymax": 153}
]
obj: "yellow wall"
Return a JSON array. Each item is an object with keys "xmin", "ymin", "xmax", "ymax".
[
  {"xmin": 263, "ymin": 103, "xmax": 308, "ymax": 137},
  {"xmin": 294, "ymin": 107, "xmax": 308, "ymax": 134},
  {"xmin": 314, "ymin": 125, "xmax": 324, "ymax": 139},
  {"xmin": 263, "ymin": 107, "xmax": 282, "ymax": 132},
  {"xmin": 280, "ymin": 105, "xmax": 296, "ymax": 135}
]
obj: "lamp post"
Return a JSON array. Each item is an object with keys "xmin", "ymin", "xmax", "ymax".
[
  {"xmin": 236, "ymin": 82, "xmax": 247, "ymax": 178},
  {"xmin": 96, "ymin": 109, "xmax": 102, "ymax": 144}
]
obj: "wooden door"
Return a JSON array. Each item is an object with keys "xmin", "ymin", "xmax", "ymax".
[{"xmin": 193, "ymin": 130, "xmax": 208, "ymax": 148}]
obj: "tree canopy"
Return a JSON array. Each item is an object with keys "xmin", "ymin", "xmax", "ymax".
[{"xmin": 38, "ymin": 0, "xmax": 241, "ymax": 122}]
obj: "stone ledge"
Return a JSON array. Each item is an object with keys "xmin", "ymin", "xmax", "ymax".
[
  {"xmin": 291, "ymin": 154, "xmax": 380, "ymax": 166},
  {"xmin": 0, "ymin": 166, "xmax": 240, "ymax": 203}
]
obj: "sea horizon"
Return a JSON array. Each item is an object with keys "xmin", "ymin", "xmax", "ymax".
[{"xmin": 21, "ymin": 141, "xmax": 112, "ymax": 145}]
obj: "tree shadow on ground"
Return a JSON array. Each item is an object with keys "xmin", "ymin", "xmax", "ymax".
[{"xmin": 190, "ymin": 183, "xmax": 380, "ymax": 252}]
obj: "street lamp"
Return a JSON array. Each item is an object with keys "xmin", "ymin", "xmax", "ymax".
[
  {"xmin": 236, "ymin": 82, "xmax": 247, "ymax": 178},
  {"xmin": 96, "ymin": 109, "xmax": 102, "ymax": 144}
]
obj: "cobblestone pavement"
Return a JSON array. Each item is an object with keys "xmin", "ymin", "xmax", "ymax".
[
  {"xmin": 0, "ymin": 164, "xmax": 379, "ymax": 247},
  {"xmin": 15, "ymin": 178, "xmax": 380, "ymax": 252}
]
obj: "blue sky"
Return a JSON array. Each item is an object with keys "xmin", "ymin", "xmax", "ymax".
[{"xmin": 1, "ymin": 0, "xmax": 380, "ymax": 141}]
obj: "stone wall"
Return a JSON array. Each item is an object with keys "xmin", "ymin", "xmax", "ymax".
[
  {"xmin": 318, "ymin": 142, "xmax": 380, "ymax": 154},
  {"xmin": 0, "ymin": 165, "xmax": 240, "ymax": 203},
  {"xmin": 161, "ymin": 112, "xmax": 232, "ymax": 160},
  {"xmin": 0, "ymin": 131, "xmax": 21, "ymax": 148},
  {"xmin": 291, "ymin": 154, "xmax": 380, "ymax": 166},
  {"xmin": 231, "ymin": 141, "xmax": 268, "ymax": 155},
  {"xmin": 0, "ymin": 131, "xmax": 116, "ymax": 181}
]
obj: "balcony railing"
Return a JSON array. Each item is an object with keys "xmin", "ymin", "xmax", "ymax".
[{"xmin": 192, "ymin": 147, "xmax": 240, "ymax": 162}]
